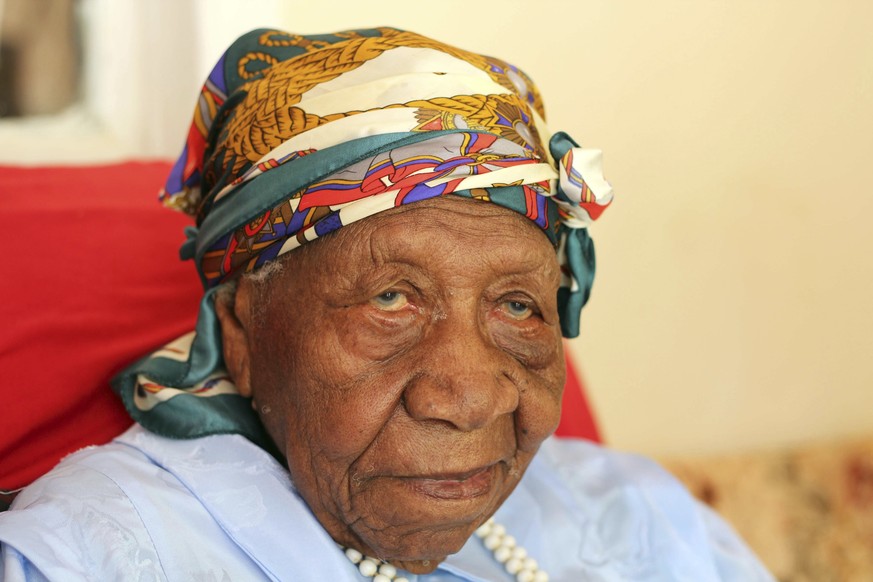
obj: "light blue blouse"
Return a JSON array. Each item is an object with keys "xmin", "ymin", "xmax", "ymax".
[{"xmin": 0, "ymin": 426, "xmax": 773, "ymax": 581}]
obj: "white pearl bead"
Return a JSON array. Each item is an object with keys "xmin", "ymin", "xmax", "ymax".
[
  {"xmin": 484, "ymin": 533, "xmax": 503, "ymax": 550},
  {"xmin": 342, "ymin": 519, "xmax": 549, "ymax": 582},
  {"xmin": 505, "ymin": 557, "xmax": 524, "ymax": 574},
  {"xmin": 475, "ymin": 521, "xmax": 493, "ymax": 538},
  {"xmin": 378, "ymin": 563, "xmax": 397, "ymax": 577},
  {"xmin": 494, "ymin": 546, "xmax": 513, "ymax": 563},
  {"xmin": 358, "ymin": 559, "xmax": 379, "ymax": 577}
]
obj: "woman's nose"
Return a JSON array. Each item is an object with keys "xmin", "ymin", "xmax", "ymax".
[{"xmin": 402, "ymin": 312, "xmax": 519, "ymax": 431}]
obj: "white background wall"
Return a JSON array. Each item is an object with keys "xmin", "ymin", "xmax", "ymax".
[{"xmin": 2, "ymin": 0, "xmax": 871, "ymax": 456}]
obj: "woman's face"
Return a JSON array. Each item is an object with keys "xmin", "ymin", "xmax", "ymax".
[{"xmin": 218, "ymin": 197, "xmax": 565, "ymax": 573}]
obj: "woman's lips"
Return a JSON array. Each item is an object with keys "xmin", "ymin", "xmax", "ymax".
[{"xmin": 403, "ymin": 464, "xmax": 497, "ymax": 500}]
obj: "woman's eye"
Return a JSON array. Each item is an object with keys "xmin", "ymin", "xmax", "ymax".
[
  {"xmin": 370, "ymin": 291, "xmax": 409, "ymax": 311},
  {"xmin": 501, "ymin": 300, "xmax": 533, "ymax": 320}
]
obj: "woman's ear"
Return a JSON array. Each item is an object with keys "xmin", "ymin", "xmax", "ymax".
[{"xmin": 214, "ymin": 283, "xmax": 254, "ymax": 398}]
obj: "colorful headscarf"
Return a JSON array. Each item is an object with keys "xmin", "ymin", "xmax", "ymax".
[{"xmin": 112, "ymin": 28, "xmax": 612, "ymax": 446}]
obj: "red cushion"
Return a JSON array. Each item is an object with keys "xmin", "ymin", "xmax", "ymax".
[
  {"xmin": 555, "ymin": 351, "xmax": 600, "ymax": 441},
  {"xmin": 0, "ymin": 162, "xmax": 599, "ymax": 491},
  {"xmin": 0, "ymin": 163, "xmax": 202, "ymax": 490}
]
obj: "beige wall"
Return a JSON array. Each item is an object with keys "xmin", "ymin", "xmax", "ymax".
[
  {"xmin": 561, "ymin": 1, "xmax": 873, "ymax": 456},
  {"xmin": 280, "ymin": 1, "xmax": 873, "ymax": 456}
]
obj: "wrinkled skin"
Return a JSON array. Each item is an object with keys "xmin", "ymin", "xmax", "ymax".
[{"xmin": 216, "ymin": 197, "xmax": 565, "ymax": 574}]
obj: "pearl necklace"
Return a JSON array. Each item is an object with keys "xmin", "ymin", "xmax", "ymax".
[{"xmin": 342, "ymin": 518, "xmax": 549, "ymax": 582}]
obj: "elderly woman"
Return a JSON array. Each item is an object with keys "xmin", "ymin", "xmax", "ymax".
[{"xmin": 0, "ymin": 28, "xmax": 773, "ymax": 581}]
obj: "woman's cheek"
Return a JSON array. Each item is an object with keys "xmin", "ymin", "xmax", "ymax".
[
  {"xmin": 489, "ymin": 318, "xmax": 562, "ymax": 371},
  {"xmin": 335, "ymin": 307, "xmax": 424, "ymax": 362}
]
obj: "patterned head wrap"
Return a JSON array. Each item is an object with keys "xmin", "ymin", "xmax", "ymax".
[{"xmin": 112, "ymin": 28, "xmax": 612, "ymax": 446}]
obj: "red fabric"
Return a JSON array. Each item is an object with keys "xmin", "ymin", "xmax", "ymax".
[
  {"xmin": 555, "ymin": 350, "xmax": 601, "ymax": 441},
  {"xmin": 0, "ymin": 163, "xmax": 202, "ymax": 490},
  {"xmin": 0, "ymin": 162, "xmax": 599, "ymax": 491}
]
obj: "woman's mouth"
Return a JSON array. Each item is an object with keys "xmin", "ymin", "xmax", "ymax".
[{"xmin": 403, "ymin": 464, "xmax": 498, "ymax": 500}]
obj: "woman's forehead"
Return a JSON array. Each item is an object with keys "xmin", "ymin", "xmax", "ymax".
[{"xmin": 309, "ymin": 198, "xmax": 560, "ymax": 281}]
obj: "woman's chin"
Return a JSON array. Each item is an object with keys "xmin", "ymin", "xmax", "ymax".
[
  {"xmin": 390, "ymin": 556, "xmax": 450, "ymax": 575},
  {"xmin": 355, "ymin": 528, "xmax": 471, "ymax": 575},
  {"xmin": 326, "ymin": 460, "xmax": 523, "ymax": 570},
  {"xmin": 333, "ymin": 508, "xmax": 486, "ymax": 574}
]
